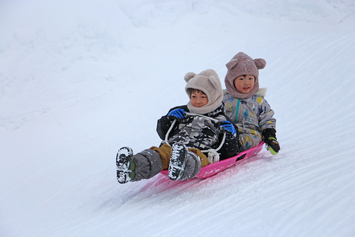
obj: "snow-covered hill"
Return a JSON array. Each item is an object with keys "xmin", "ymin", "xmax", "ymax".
[{"xmin": 1, "ymin": 0, "xmax": 355, "ymax": 236}]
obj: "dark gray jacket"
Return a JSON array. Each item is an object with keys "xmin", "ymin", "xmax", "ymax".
[{"xmin": 156, "ymin": 103, "xmax": 239, "ymax": 160}]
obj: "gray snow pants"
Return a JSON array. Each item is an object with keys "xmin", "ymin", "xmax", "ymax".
[
  {"xmin": 131, "ymin": 149, "xmax": 162, "ymax": 182},
  {"xmin": 131, "ymin": 144, "xmax": 203, "ymax": 181}
]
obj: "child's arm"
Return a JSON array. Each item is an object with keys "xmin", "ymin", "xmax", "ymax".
[
  {"xmin": 262, "ymin": 128, "xmax": 280, "ymax": 155},
  {"xmin": 217, "ymin": 120, "xmax": 240, "ymax": 160},
  {"xmin": 258, "ymin": 98, "xmax": 276, "ymax": 131},
  {"xmin": 258, "ymin": 98, "xmax": 280, "ymax": 154},
  {"xmin": 156, "ymin": 105, "xmax": 188, "ymax": 140}
]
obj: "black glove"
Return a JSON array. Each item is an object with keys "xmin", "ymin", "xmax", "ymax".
[{"xmin": 262, "ymin": 128, "xmax": 280, "ymax": 155}]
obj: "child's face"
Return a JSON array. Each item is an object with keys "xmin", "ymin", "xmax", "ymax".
[
  {"xmin": 190, "ymin": 90, "xmax": 208, "ymax": 107},
  {"xmin": 233, "ymin": 74, "xmax": 255, "ymax": 94}
]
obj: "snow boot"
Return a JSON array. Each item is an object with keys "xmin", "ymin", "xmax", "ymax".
[
  {"xmin": 168, "ymin": 142, "xmax": 201, "ymax": 180},
  {"xmin": 182, "ymin": 151, "xmax": 201, "ymax": 180},
  {"xmin": 116, "ymin": 148, "xmax": 163, "ymax": 183},
  {"xmin": 116, "ymin": 147, "xmax": 135, "ymax": 184}
]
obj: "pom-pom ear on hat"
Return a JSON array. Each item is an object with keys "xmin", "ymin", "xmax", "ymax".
[
  {"xmin": 226, "ymin": 59, "xmax": 238, "ymax": 70},
  {"xmin": 254, "ymin": 58, "xmax": 266, "ymax": 69},
  {"xmin": 184, "ymin": 72, "xmax": 196, "ymax": 82},
  {"xmin": 207, "ymin": 76, "xmax": 220, "ymax": 91}
]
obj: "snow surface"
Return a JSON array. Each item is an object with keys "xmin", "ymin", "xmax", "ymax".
[{"xmin": 1, "ymin": 0, "xmax": 355, "ymax": 236}]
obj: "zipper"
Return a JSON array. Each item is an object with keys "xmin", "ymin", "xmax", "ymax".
[{"xmin": 234, "ymin": 99, "xmax": 240, "ymax": 124}]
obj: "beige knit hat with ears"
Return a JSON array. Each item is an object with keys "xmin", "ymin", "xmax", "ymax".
[
  {"xmin": 185, "ymin": 69, "xmax": 223, "ymax": 115},
  {"xmin": 225, "ymin": 52, "xmax": 266, "ymax": 99}
]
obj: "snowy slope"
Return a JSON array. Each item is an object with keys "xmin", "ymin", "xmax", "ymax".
[{"xmin": 1, "ymin": 0, "xmax": 355, "ymax": 236}]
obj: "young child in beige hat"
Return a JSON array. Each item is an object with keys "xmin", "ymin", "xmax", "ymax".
[
  {"xmin": 224, "ymin": 52, "xmax": 280, "ymax": 155},
  {"xmin": 116, "ymin": 69, "xmax": 239, "ymax": 184}
]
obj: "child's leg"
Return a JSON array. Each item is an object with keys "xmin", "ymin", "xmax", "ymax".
[
  {"xmin": 181, "ymin": 150, "xmax": 201, "ymax": 180},
  {"xmin": 150, "ymin": 143, "xmax": 171, "ymax": 170},
  {"xmin": 150, "ymin": 144, "xmax": 209, "ymax": 169},
  {"xmin": 131, "ymin": 149, "xmax": 162, "ymax": 181},
  {"xmin": 239, "ymin": 132, "xmax": 262, "ymax": 151},
  {"xmin": 187, "ymin": 147, "xmax": 209, "ymax": 167},
  {"xmin": 116, "ymin": 147, "xmax": 162, "ymax": 184},
  {"xmin": 168, "ymin": 142, "xmax": 202, "ymax": 180},
  {"xmin": 117, "ymin": 143, "xmax": 209, "ymax": 183}
]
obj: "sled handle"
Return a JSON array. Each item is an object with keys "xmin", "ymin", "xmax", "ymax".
[
  {"xmin": 164, "ymin": 117, "xmax": 226, "ymax": 153},
  {"xmin": 185, "ymin": 112, "xmax": 220, "ymax": 122},
  {"xmin": 164, "ymin": 119, "xmax": 177, "ymax": 146}
]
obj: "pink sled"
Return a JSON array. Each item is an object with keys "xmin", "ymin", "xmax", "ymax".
[{"xmin": 161, "ymin": 142, "xmax": 264, "ymax": 179}]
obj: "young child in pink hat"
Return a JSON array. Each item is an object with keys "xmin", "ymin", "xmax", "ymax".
[{"xmin": 223, "ymin": 52, "xmax": 280, "ymax": 155}]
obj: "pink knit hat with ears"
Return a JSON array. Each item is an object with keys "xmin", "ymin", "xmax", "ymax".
[
  {"xmin": 185, "ymin": 69, "xmax": 223, "ymax": 115},
  {"xmin": 225, "ymin": 52, "xmax": 266, "ymax": 99}
]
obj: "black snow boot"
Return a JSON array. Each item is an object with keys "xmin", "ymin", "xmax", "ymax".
[
  {"xmin": 168, "ymin": 142, "xmax": 201, "ymax": 180},
  {"xmin": 168, "ymin": 142, "xmax": 188, "ymax": 180},
  {"xmin": 116, "ymin": 147, "xmax": 135, "ymax": 184}
]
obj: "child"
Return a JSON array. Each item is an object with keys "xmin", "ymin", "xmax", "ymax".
[
  {"xmin": 116, "ymin": 69, "xmax": 239, "ymax": 184},
  {"xmin": 223, "ymin": 52, "xmax": 280, "ymax": 155}
]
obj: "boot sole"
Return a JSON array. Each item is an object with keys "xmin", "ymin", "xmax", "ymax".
[
  {"xmin": 116, "ymin": 147, "xmax": 133, "ymax": 184},
  {"xmin": 168, "ymin": 142, "xmax": 188, "ymax": 180}
]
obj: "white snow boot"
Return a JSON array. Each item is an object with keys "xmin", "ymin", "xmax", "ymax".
[
  {"xmin": 116, "ymin": 147, "xmax": 135, "ymax": 184},
  {"xmin": 168, "ymin": 142, "xmax": 201, "ymax": 180}
]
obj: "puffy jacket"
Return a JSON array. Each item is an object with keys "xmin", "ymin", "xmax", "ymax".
[
  {"xmin": 223, "ymin": 89, "xmax": 276, "ymax": 150},
  {"xmin": 156, "ymin": 103, "xmax": 239, "ymax": 160}
]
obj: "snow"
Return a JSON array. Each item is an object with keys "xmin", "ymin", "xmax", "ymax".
[{"xmin": 1, "ymin": 0, "xmax": 355, "ymax": 236}]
